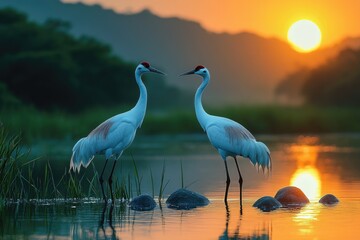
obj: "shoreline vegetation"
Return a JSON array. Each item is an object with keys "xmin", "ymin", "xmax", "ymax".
[
  {"xmin": 0, "ymin": 124, "xmax": 170, "ymax": 203},
  {"xmin": 1, "ymin": 105, "xmax": 360, "ymax": 142}
]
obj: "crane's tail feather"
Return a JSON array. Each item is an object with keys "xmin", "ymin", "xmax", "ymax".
[
  {"xmin": 70, "ymin": 137, "xmax": 95, "ymax": 173},
  {"xmin": 241, "ymin": 140, "xmax": 271, "ymax": 171}
]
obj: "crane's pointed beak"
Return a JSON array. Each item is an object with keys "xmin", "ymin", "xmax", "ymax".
[
  {"xmin": 179, "ymin": 70, "xmax": 195, "ymax": 77},
  {"xmin": 149, "ymin": 66, "xmax": 166, "ymax": 75}
]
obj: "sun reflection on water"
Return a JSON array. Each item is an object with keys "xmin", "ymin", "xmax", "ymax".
[
  {"xmin": 290, "ymin": 167, "xmax": 321, "ymax": 201},
  {"xmin": 288, "ymin": 137, "xmax": 322, "ymax": 201},
  {"xmin": 292, "ymin": 203, "xmax": 321, "ymax": 236},
  {"xmin": 287, "ymin": 136, "xmax": 324, "ymax": 236}
]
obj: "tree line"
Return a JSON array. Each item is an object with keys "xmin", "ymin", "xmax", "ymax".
[
  {"xmin": 276, "ymin": 47, "xmax": 360, "ymax": 106},
  {"xmin": 0, "ymin": 8, "xmax": 182, "ymax": 112}
]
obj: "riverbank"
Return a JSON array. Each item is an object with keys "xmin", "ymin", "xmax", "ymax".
[{"xmin": 1, "ymin": 105, "xmax": 360, "ymax": 141}]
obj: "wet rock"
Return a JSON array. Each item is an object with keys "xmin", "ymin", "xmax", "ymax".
[
  {"xmin": 129, "ymin": 194, "xmax": 156, "ymax": 211},
  {"xmin": 166, "ymin": 188, "xmax": 210, "ymax": 210},
  {"xmin": 253, "ymin": 196, "xmax": 282, "ymax": 212},
  {"xmin": 319, "ymin": 194, "xmax": 339, "ymax": 205},
  {"xmin": 274, "ymin": 186, "xmax": 309, "ymax": 207}
]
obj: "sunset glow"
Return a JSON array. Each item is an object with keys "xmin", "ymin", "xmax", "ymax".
[
  {"xmin": 291, "ymin": 167, "xmax": 321, "ymax": 201},
  {"xmin": 287, "ymin": 20, "xmax": 322, "ymax": 52},
  {"xmin": 61, "ymin": 0, "xmax": 360, "ymax": 47},
  {"xmin": 288, "ymin": 138, "xmax": 322, "ymax": 201},
  {"xmin": 2, "ymin": 0, "xmax": 360, "ymax": 239}
]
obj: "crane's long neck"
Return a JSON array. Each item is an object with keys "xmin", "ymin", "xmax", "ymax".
[
  {"xmin": 195, "ymin": 75, "xmax": 210, "ymax": 131},
  {"xmin": 131, "ymin": 73, "xmax": 147, "ymax": 128}
]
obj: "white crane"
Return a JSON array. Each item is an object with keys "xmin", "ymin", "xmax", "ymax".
[
  {"xmin": 180, "ymin": 65, "xmax": 271, "ymax": 210},
  {"xmin": 70, "ymin": 62, "xmax": 165, "ymax": 202}
]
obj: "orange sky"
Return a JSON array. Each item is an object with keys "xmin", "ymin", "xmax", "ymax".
[{"xmin": 62, "ymin": 0, "xmax": 360, "ymax": 47}]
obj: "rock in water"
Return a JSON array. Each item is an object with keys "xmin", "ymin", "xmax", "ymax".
[
  {"xmin": 274, "ymin": 186, "xmax": 309, "ymax": 207},
  {"xmin": 319, "ymin": 194, "xmax": 339, "ymax": 205},
  {"xmin": 166, "ymin": 188, "xmax": 209, "ymax": 210},
  {"xmin": 253, "ymin": 196, "xmax": 282, "ymax": 212},
  {"xmin": 129, "ymin": 194, "xmax": 156, "ymax": 211}
]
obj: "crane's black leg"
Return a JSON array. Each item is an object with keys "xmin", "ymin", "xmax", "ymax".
[
  {"xmin": 99, "ymin": 159, "xmax": 109, "ymax": 203},
  {"xmin": 99, "ymin": 201, "xmax": 107, "ymax": 228},
  {"xmin": 108, "ymin": 202, "xmax": 116, "ymax": 237},
  {"xmin": 224, "ymin": 160, "xmax": 231, "ymax": 204},
  {"xmin": 234, "ymin": 157, "xmax": 243, "ymax": 214},
  {"xmin": 108, "ymin": 160, "xmax": 117, "ymax": 202}
]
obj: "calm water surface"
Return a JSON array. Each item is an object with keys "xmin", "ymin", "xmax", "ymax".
[{"xmin": 1, "ymin": 134, "xmax": 360, "ymax": 239}]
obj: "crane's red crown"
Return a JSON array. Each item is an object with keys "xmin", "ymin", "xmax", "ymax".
[
  {"xmin": 141, "ymin": 62, "xmax": 150, "ymax": 68},
  {"xmin": 195, "ymin": 65, "xmax": 205, "ymax": 71}
]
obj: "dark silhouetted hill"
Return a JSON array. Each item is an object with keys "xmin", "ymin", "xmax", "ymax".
[{"xmin": 2, "ymin": 0, "xmax": 360, "ymax": 105}]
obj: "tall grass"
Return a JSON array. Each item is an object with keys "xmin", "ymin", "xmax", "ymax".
[
  {"xmin": 158, "ymin": 160, "xmax": 170, "ymax": 203},
  {"xmin": 150, "ymin": 167, "xmax": 155, "ymax": 198},
  {"xmin": 0, "ymin": 123, "xmax": 191, "ymax": 204},
  {"xmin": 0, "ymin": 124, "xmax": 150, "ymax": 202},
  {"xmin": 211, "ymin": 105, "xmax": 360, "ymax": 134},
  {"xmin": 2, "ymin": 105, "xmax": 360, "ymax": 142},
  {"xmin": 180, "ymin": 160, "xmax": 184, "ymax": 189},
  {"xmin": 131, "ymin": 154, "xmax": 142, "ymax": 196},
  {"xmin": 0, "ymin": 123, "xmax": 29, "ymax": 200}
]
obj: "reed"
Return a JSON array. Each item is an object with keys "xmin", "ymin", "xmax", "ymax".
[
  {"xmin": 180, "ymin": 160, "xmax": 184, "ymax": 189},
  {"xmin": 150, "ymin": 167, "xmax": 155, "ymax": 198},
  {"xmin": 0, "ymin": 124, "xmax": 174, "ymax": 203},
  {"xmin": 131, "ymin": 154, "xmax": 142, "ymax": 196},
  {"xmin": 0, "ymin": 123, "xmax": 28, "ymax": 200},
  {"xmin": 158, "ymin": 160, "xmax": 170, "ymax": 203},
  {"xmin": 3, "ymin": 105, "xmax": 360, "ymax": 142}
]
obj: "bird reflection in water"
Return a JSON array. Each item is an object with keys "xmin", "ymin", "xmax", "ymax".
[
  {"xmin": 98, "ymin": 203, "xmax": 118, "ymax": 240},
  {"xmin": 219, "ymin": 204, "xmax": 270, "ymax": 240}
]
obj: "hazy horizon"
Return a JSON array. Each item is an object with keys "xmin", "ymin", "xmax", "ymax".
[{"xmin": 62, "ymin": 0, "xmax": 360, "ymax": 47}]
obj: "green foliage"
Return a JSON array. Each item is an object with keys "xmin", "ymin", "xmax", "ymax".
[
  {"xmin": 0, "ymin": 8, "xmax": 137, "ymax": 112},
  {"xmin": 0, "ymin": 124, "xmax": 101, "ymax": 200},
  {"xmin": 275, "ymin": 66, "xmax": 310, "ymax": 101},
  {"xmin": 0, "ymin": 81, "xmax": 21, "ymax": 109},
  {"xmin": 1, "ymin": 105, "xmax": 360, "ymax": 143},
  {"xmin": 0, "ymin": 123, "xmax": 24, "ymax": 199},
  {"xmin": 211, "ymin": 105, "xmax": 360, "ymax": 134},
  {"xmin": 303, "ymin": 48, "xmax": 360, "ymax": 106},
  {"xmin": 0, "ymin": 8, "xmax": 187, "ymax": 113},
  {"xmin": 0, "ymin": 124, "xmax": 175, "ymax": 202}
]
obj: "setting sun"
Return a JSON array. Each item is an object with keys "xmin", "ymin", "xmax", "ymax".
[{"xmin": 287, "ymin": 19, "xmax": 322, "ymax": 53}]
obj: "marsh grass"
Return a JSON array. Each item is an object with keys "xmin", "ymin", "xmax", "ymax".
[
  {"xmin": 150, "ymin": 167, "xmax": 155, "ymax": 198},
  {"xmin": 0, "ymin": 123, "xmax": 31, "ymax": 200},
  {"xmin": 2, "ymin": 105, "xmax": 360, "ymax": 142},
  {"xmin": 180, "ymin": 160, "xmax": 184, "ymax": 189},
  {"xmin": 131, "ymin": 154, "xmax": 142, "ymax": 196},
  {"xmin": 0, "ymin": 124, "xmax": 177, "ymax": 204},
  {"xmin": 113, "ymin": 176, "xmax": 129, "ymax": 200},
  {"xmin": 158, "ymin": 160, "xmax": 170, "ymax": 203},
  {"xmin": 178, "ymin": 159, "xmax": 198, "ymax": 189}
]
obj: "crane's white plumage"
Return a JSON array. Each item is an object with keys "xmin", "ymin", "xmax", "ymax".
[
  {"xmin": 69, "ymin": 62, "xmax": 164, "ymax": 201},
  {"xmin": 187, "ymin": 66, "xmax": 271, "ymax": 170},
  {"xmin": 181, "ymin": 65, "xmax": 271, "ymax": 209},
  {"xmin": 70, "ymin": 117, "xmax": 137, "ymax": 173},
  {"xmin": 205, "ymin": 117, "xmax": 270, "ymax": 170}
]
